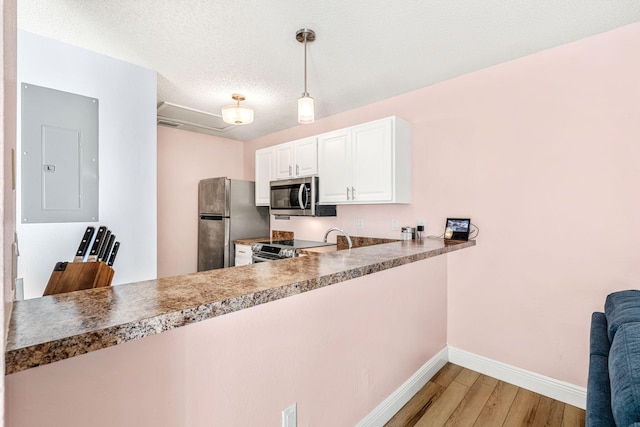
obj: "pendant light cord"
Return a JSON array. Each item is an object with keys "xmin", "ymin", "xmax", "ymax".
[
  {"xmin": 296, "ymin": 28, "xmax": 315, "ymax": 124},
  {"xmin": 303, "ymin": 33, "xmax": 308, "ymax": 96}
]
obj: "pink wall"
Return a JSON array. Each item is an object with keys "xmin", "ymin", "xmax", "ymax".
[
  {"xmin": 157, "ymin": 126, "xmax": 244, "ymax": 278},
  {"xmin": 6, "ymin": 257, "xmax": 448, "ymax": 426},
  {"xmin": 443, "ymin": 23, "xmax": 640, "ymax": 386},
  {"xmin": 9, "ymin": 18, "xmax": 638, "ymax": 427},
  {"xmin": 244, "ymin": 23, "xmax": 640, "ymax": 387}
]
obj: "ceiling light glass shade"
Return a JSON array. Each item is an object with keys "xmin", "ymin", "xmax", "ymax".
[
  {"xmin": 221, "ymin": 94, "xmax": 254, "ymax": 125},
  {"xmin": 221, "ymin": 104, "xmax": 254, "ymax": 125},
  {"xmin": 298, "ymin": 94, "xmax": 314, "ymax": 124}
]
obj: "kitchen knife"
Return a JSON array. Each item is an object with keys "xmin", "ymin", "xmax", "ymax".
[
  {"xmin": 87, "ymin": 226, "xmax": 107, "ymax": 262},
  {"xmin": 73, "ymin": 226, "xmax": 95, "ymax": 262},
  {"xmin": 100, "ymin": 234, "xmax": 116, "ymax": 263},
  {"xmin": 97, "ymin": 230, "xmax": 112, "ymax": 261},
  {"xmin": 107, "ymin": 241, "xmax": 120, "ymax": 267}
]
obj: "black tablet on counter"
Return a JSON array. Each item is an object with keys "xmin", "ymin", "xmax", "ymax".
[{"xmin": 444, "ymin": 218, "xmax": 471, "ymax": 241}]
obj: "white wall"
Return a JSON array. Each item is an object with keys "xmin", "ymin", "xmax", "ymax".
[{"xmin": 16, "ymin": 31, "xmax": 157, "ymax": 299}]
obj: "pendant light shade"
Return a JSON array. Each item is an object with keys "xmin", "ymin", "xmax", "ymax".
[
  {"xmin": 221, "ymin": 94, "xmax": 254, "ymax": 125},
  {"xmin": 298, "ymin": 94, "xmax": 314, "ymax": 124},
  {"xmin": 296, "ymin": 28, "xmax": 315, "ymax": 124}
]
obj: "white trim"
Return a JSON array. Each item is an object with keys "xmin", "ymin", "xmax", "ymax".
[
  {"xmin": 358, "ymin": 346, "xmax": 587, "ymax": 425},
  {"xmin": 448, "ymin": 346, "xmax": 587, "ymax": 409},
  {"xmin": 356, "ymin": 347, "xmax": 449, "ymax": 427}
]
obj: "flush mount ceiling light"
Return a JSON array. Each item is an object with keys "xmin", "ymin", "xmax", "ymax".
[
  {"xmin": 296, "ymin": 28, "xmax": 316, "ymax": 124},
  {"xmin": 221, "ymin": 94, "xmax": 254, "ymax": 125}
]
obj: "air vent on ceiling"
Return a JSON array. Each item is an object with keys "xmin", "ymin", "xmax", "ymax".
[
  {"xmin": 157, "ymin": 102, "xmax": 234, "ymax": 134},
  {"xmin": 157, "ymin": 120, "xmax": 179, "ymax": 128}
]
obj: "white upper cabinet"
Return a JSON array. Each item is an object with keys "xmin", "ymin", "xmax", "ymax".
[
  {"xmin": 273, "ymin": 137, "xmax": 318, "ymax": 180},
  {"xmin": 255, "ymin": 117, "xmax": 409, "ymax": 207},
  {"xmin": 255, "ymin": 147, "xmax": 273, "ymax": 206},
  {"xmin": 318, "ymin": 116, "xmax": 411, "ymax": 204},
  {"xmin": 273, "ymin": 143, "xmax": 294, "ymax": 180},
  {"xmin": 294, "ymin": 137, "xmax": 318, "ymax": 177},
  {"xmin": 316, "ymin": 129, "xmax": 351, "ymax": 203},
  {"xmin": 254, "ymin": 136, "xmax": 318, "ymax": 206}
]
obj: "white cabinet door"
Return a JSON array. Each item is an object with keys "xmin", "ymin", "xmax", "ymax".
[
  {"xmin": 255, "ymin": 147, "xmax": 273, "ymax": 206},
  {"xmin": 317, "ymin": 116, "xmax": 411, "ymax": 204},
  {"xmin": 293, "ymin": 137, "xmax": 317, "ymax": 177},
  {"xmin": 317, "ymin": 129, "xmax": 351, "ymax": 203},
  {"xmin": 235, "ymin": 243, "xmax": 252, "ymax": 266},
  {"xmin": 235, "ymin": 257, "xmax": 252, "ymax": 266},
  {"xmin": 273, "ymin": 138, "xmax": 317, "ymax": 179},
  {"xmin": 351, "ymin": 118, "xmax": 394, "ymax": 202},
  {"xmin": 274, "ymin": 142, "xmax": 294, "ymax": 180}
]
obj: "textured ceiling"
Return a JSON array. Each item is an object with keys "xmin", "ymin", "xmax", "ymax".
[{"xmin": 17, "ymin": 0, "xmax": 640, "ymax": 141}]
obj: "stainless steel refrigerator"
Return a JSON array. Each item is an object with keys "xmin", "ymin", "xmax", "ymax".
[{"xmin": 198, "ymin": 177, "xmax": 269, "ymax": 271}]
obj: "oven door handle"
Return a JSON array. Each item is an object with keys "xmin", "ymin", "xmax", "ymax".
[{"xmin": 252, "ymin": 253, "xmax": 277, "ymax": 263}]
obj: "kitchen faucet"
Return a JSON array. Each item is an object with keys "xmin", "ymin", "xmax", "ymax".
[{"xmin": 323, "ymin": 227, "xmax": 353, "ymax": 249}]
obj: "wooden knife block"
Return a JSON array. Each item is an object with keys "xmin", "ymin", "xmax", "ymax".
[{"xmin": 43, "ymin": 261, "xmax": 114, "ymax": 296}]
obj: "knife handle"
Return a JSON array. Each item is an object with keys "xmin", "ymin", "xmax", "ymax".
[
  {"xmin": 87, "ymin": 226, "xmax": 107, "ymax": 262},
  {"xmin": 97, "ymin": 230, "xmax": 112, "ymax": 261},
  {"xmin": 73, "ymin": 226, "xmax": 95, "ymax": 262},
  {"xmin": 107, "ymin": 242, "xmax": 120, "ymax": 267},
  {"xmin": 101, "ymin": 234, "xmax": 116, "ymax": 264}
]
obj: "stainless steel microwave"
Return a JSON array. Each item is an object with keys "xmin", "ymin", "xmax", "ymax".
[{"xmin": 269, "ymin": 176, "xmax": 336, "ymax": 217}]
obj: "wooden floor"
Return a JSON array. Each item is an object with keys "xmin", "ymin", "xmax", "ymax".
[{"xmin": 385, "ymin": 363, "xmax": 585, "ymax": 427}]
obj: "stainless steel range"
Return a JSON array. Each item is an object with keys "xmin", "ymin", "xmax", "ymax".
[{"xmin": 251, "ymin": 240, "xmax": 334, "ymax": 263}]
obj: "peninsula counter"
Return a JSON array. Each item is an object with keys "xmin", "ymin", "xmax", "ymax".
[{"xmin": 6, "ymin": 238, "xmax": 475, "ymax": 375}]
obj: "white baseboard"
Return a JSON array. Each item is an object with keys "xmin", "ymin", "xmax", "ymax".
[
  {"xmin": 358, "ymin": 346, "xmax": 587, "ymax": 425},
  {"xmin": 356, "ymin": 347, "xmax": 449, "ymax": 427},
  {"xmin": 448, "ymin": 346, "xmax": 587, "ymax": 410}
]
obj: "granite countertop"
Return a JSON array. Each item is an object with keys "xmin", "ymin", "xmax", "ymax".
[
  {"xmin": 6, "ymin": 238, "xmax": 475, "ymax": 375},
  {"xmin": 233, "ymin": 237, "xmax": 270, "ymax": 245},
  {"xmin": 299, "ymin": 236, "xmax": 399, "ymax": 254},
  {"xmin": 298, "ymin": 245, "xmax": 338, "ymax": 255},
  {"xmin": 234, "ymin": 230, "xmax": 294, "ymax": 246}
]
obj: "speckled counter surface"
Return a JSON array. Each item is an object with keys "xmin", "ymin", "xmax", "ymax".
[
  {"xmin": 234, "ymin": 230, "xmax": 294, "ymax": 246},
  {"xmin": 299, "ymin": 236, "xmax": 399, "ymax": 254},
  {"xmin": 298, "ymin": 245, "xmax": 338, "ymax": 255},
  {"xmin": 6, "ymin": 238, "xmax": 475, "ymax": 375},
  {"xmin": 233, "ymin": 237, "xmax": 270, "ymax": 245}
]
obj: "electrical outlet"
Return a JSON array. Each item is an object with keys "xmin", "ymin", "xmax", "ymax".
[
  {"xmin": 391, "ymin": 218, "xmax": 399, "ymax": 231},
  {"xmin": 282, "ymin": 403, "xmax": 297, "ymax": 427},
  {"xmin": 357, "ymin": 218, "xmax": 365, "ymax": 229}
]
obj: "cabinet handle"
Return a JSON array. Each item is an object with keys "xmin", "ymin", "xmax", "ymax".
[
  {"xmin": 346, "ymin": 187, "xmax": 350, "ymax": 200},
  {"xmin": 296, "ymin": 164, "xmax": 299, "ymax": 175},
  {"xmin": 352, "ymin": 187, "xmax": 356, "ymax": 200},
  {"xmin": 289, "ymin": 165, "xmax": 292, "ymax": 176}
]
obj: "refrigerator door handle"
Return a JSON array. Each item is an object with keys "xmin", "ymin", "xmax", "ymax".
[
  {"xmin": 200, "ymin": 215, "xmax": 224, "ymax": 220},
  {"xmin": 223, "ymin": 217, "xmax": 231, "ymax": 268}
]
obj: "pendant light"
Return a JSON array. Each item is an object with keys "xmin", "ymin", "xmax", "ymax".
[
  {"xmin": 296, "ymin": 28, "xmax": 315, "ymax": 124},
  {"xmin": 221, "ymin": 94, "xmax": 254, "ymax": 125}
]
